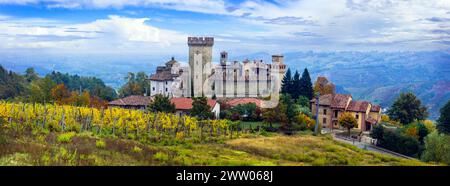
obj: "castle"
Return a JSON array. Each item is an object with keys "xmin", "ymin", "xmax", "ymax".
[{"xmin": 150, "ymin": 37, "xmax": 286, "ymax": 99}]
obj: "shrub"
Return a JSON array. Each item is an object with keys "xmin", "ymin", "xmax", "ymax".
[
  {"xmin": 132, "ymin": 146, "xmax": 142, "ymax": 153},
  {"xmin": 57, "ymin": 132, "xmax": 76, "ymax": 143},
  {"xmin": 421, "ymin": 132, "xmax": 450, "ymax": 164},
  {"xmin": 154, "ymin": 152, "xmax": 169, "ymax": 161},
  {"xmin": 379, "ymin": 130, "xmax": 419, "ymax": 156},
  {"xmin": 96, "ymin": 140, "xmax": 106, "ymax": 149},
  {"xmin": 370, "ymin": 124, "xmax": 384, "ymax": 140}
]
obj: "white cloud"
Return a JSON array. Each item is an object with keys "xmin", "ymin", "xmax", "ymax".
[{"xmin": 0, "ymin": 15, "xmax": 187, "ymax": 53}]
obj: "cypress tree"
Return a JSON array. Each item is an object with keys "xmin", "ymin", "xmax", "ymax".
[
  {"xmin": 292, "ymin": 70, "xmax": 301, "ymax": 99},
  {"xmin": 299, "ymin": 68, "xmax": 314, "ymax": 100},
  {"xmin": 281, "ymin": 68, "xmax": 292, "ymax": 94}
]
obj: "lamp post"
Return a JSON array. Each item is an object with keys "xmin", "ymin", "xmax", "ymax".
[{"xmin": 314, "ymin": 92, "xmax": 320, "ymax": 136}]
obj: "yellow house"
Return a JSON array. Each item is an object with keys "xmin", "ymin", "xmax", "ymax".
[{"xmin": 310, "ymin": 93, "xmax": 381, "ymax": 131}]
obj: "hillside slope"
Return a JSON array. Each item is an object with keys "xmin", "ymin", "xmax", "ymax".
[{"xmin": 0, "ymin": 129, "xmax": 428, "ymax": 166}]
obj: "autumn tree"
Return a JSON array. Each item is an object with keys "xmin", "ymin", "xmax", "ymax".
[
  {"xmin": 339, "ymin": 112, "xmax": 358, "ymax": 136},
  {"xmin": 262, "ymin": 108, "xmax": 279, "ymax": 128},
  {"xmin": 387, "ymin": 92, "xmax": 428, "ymax": 125},
  {"xmin": 51, "ymin": 84, "xmax": 71, "ymax": 105},
  {"xmin": 148, "ymin": 94, "xmax": 175, "ymax": 113},
  {"xmin": 28, "ymin": 76, "xmax": 56, "ymax": 103},
  {"xmin": 190, "ymin": 96, "xmax": 212, "ymax": 119},
  {"xmin": 437, "ymin": 100, "xmax": 450, "ymax": 134},
  {"xmin": 313, "ymin": 76, "xmax": 335, "ymax": 96}
]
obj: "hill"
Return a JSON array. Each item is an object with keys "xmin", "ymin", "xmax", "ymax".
[{"xmin": 0, "ymin": 129, "xmax": 427, "ymax": 166}]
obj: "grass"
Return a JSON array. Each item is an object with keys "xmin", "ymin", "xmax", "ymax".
[
  {"xmin": 0, "ymin": 127, "xmax": 431, "ymax": 166},
  {"xmin": 239, "ymin": 121, "xmax": 280, "ymax": 130}
]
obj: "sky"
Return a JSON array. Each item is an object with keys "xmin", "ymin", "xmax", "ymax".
[{"xmin": 0, "ymin": 0, "xmax": 449, "ymax": 56}]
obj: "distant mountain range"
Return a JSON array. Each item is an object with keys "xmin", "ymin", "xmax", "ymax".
[{"xmin": 1, "ymin": 50, "xmax": 449, "ymax": 119}]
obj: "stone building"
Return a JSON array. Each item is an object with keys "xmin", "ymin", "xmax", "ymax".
[
  {"xmin": 149, "ymin": 57, "xmax": 185, "ymax": 97},
  {"xmin": 310, "ymin": 93, "xmax": 381, "ymax": 131}
]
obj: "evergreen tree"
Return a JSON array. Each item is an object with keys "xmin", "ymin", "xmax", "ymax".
[
  {"xmin": 148, "ymin": 94, "xmax": 176, "ymax": 113},
  {"xmin": 437, "ymin": 100, "xmax": 450, "ymax": 134},
  {"xmin": 387, "ymin": 92, "xmax": 429, "ymax": 125},
  {"xmin": 190, "ymin": 96, "xmax": 212, "ymax": 119},
  {"xmin": 281, "ymin": 68, "xmax": 292, "ymax": 94},
  {"xmin": 299, "ymin": 68, "xmax": 314, "ymax": 100},
  {"xmin": 291, "ymin": 70, "xmax": 300, "ymax": 99}
]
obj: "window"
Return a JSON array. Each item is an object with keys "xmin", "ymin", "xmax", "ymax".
[
  {"xmin": 355, "ymin": 114, "xmax": 359, "ymax": 119},
  {"xmin": 152, "ymin": 87, "xmax": 155, "ymax": 91},
  {"xmin": 323, "ymin": 109, "xmax": 327, "ymax": 115},
  {"xmin": 166, "ymin": 81, "xmax": 168, "ymax": 85},
  {"xmin": 323, "ymin": 118, "xmax": 327, "ymax": 125},
  {"xmin": 165, "ymin": 88, "xmax": 168, "ymax": 92},
  {"xmin": 334, "ymin": 110, "xmax": 338, "ymax": 117}
]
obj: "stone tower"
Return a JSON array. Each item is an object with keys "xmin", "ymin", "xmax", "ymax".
[
  {"xmin": 188, "ymin": 37, "xmax": 214, "ymax": 97},
  {"xmin": 271, "ymin": 55, "xmax": 286, "ymax": 92}
]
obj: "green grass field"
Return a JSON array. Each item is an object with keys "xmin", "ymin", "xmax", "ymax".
[{"xmin": 0, "ymin": 127, "xmax": 429, "ymax": 166}]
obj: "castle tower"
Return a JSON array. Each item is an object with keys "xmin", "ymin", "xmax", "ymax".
[
  {"xmin": 271, "ymin": 55, "xmax": 286, "ymax": 93},
  {"xmin": 188, "ymin": 37, "xmax": 214, "ymax": 97}
]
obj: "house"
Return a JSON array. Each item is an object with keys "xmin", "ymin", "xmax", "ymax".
[
  {"xmin": 310, "ymin": 93, "xmax": 381, "ymax": 131},
  {"xmin": 149, "ymin": 57, "xmax": 185, "ymax": 97},
  {"xmin": 226, "ymin": 98, "xmax": 263, "ymax": 108},
  {"xmin": 170, "ymin": 97, "xmax": 220, "ymax": 119},
  {"xmin": 108, "ymin": 95, "xmax": 153, "ymax": 110}
]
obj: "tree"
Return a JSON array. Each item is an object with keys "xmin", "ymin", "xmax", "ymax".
[
  {"xmin": 291, "ymin": 70, "xmax": 301, "ymax": 99},
  {"xmin": 262, "ymin": 108, "xmax": 279, "ymax": 128},
  {"xmin": 28, "ymin": 76, "xmax": 56, "ymax": 103},
  {"xmin": 313, "ymin": 76, "xmax": 335, "ymax": 95},
  {"xmin": 148, "ymin": 94, "xmax": 175, "ymax": 113},
  {"xmin": 421, "ymin": 132, "xmax": 450, "ymax": 164},
  {"xmin": 0, "ymin": 65, "xmax": 26, "ymax": 99},
  {"xmin": 299, "ymin": 68, "xmax": 314, "ymax": 100},
  {"xmin": 387, "ymin": 92, "xmax": 429, "ymax": 125},
  {"xmin": 437, "ymin": 100, "xmax": 450, "ymax": 134},
  {"xmin": 190, "ymin": 96, "xmax": 212, "ymax": 119},
  {"xmin": 279, "ymin": 94, "xmax": 298, "ymax": 134},
  {"xmin": 296, "ymin": 96, "xmax": 310, "ymax": 108},
  {"xmin": 25, "ymin": 67, "xmax": 39, "ymax": 83},
  {"xmin": 51, "ymin": 84, "xmax": 71, "ymax": 105},
  {"xmin": 370, "ymin": 124, "xmax": 384, "ymax": 141},
  {"xmin": 119, "ymin": 72, "xmax": 150, "ymax": 98},
  {"xmin": 339, "ymin": 112, "xmax": 358, "ymax": 136},
  {"xmin": 281, "ymin": 68, "xmax": 292, "ymax": 94}
]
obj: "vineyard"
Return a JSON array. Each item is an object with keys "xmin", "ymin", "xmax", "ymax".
[{"xmin": 0, "ymin": 102, "xmax": 239, "ymax": 143}]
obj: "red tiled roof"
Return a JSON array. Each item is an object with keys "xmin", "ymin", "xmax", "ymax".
[
  {"xmin": 370, "ymin": 105, "xmax": 381, "ymax": 112},
  {"xmin": 331, "ymin": 94, "xmax": 352, "ymax": 109},
  {"xmin": 227, "ymin": 98, "xmax": 262, "ymax": 107},
  {"xmin": 108, "ymin": 95, "xmax": 153, "ymax": 106},
  {"xmin": 310, "ymin": 94, "xmax": 333, "ymax": 106},
  {"xmin": 347, "ymin": 100, "xmax": 370, "ymax": 112},
  {"xmin": 170, "ymin": 97, "xmax": 217, "ymax": 110}
]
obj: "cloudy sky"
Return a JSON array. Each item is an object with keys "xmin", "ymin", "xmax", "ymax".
[{"xmin": 0, "ymin": 0, "xmax": 449, "ymax": 56}]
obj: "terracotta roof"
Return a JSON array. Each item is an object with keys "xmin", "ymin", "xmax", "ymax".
[
  {"xmin": 310, "ymin": 94, "xmax": 333, "ymax": 106},
  {"xmin": 347, "ymin": 100, "xmax": 370, "ymax": 112},
  {"xmin": 227, "ymin": 98, "xmax": 262, "ymax": 107},
  {"xmin": 331, "ymin": 94, "xmax": 351, "ymax": 109},
  {"xmin": 149, "ymin": 70, "xmax": 177, "ymax": 81},
  {"xmin": 170, "ymin": 97, "xmax": 217, "ymax": 110},
  {"xmin": 370, "ymin": 105, "xmax": 381, "ymax": 112},
  {"xmin": 108, "ymin": 95, "xmax": 153, "ymax": 106}
]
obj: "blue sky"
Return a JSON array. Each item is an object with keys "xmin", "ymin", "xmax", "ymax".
[{"xmin": 0, "ymin": 0, "xmax": 449, "ymax": 56}]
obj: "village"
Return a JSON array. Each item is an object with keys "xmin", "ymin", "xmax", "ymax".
[{"xmin": 107, "ymin": 36, "xmax": 384, "ymax": 147}]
